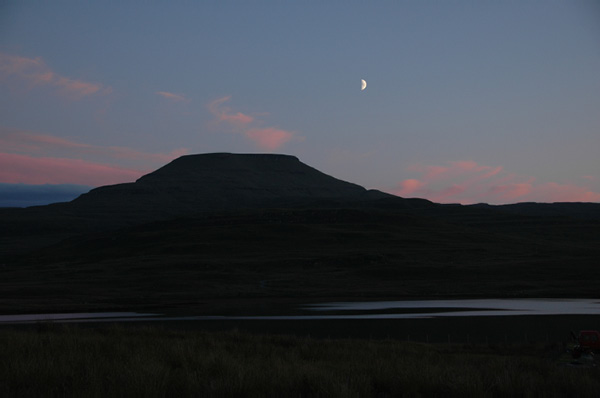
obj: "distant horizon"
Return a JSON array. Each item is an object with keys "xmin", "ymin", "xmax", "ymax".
[
  {"xmin": 0, "ymin": 182, "xmax": 92, "ymax": 208},
  {"xmin": 2, "ymin": 2, "xmax": 599, "ymax": 205},
  {"xmin": 1, "ymin": 152, "xmax": 598, "ymax": 208}
]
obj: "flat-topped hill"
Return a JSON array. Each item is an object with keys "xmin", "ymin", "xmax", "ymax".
[
  {"xmin": 69, "ymin": 153, "xmax": 395, "ymax": 217},
  {"xmin": 2, "ymin": 154, "xmax": 600, "ymax": 311},
  {"xmin": 135, "ymin": 153, "xmax": 376, "ymax": 199},
  {"xmin": 0, "ymin": 153, "xmax": 419, "ymax": 257}
]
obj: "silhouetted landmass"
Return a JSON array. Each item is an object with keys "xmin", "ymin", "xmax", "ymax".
[
  {"xmin": 71, "ymin": 153, "xmax": 398, "ymax": 216},
  {"xmin": 1, "ymin": 153, "xmax": 418, "ymax": 234},
  {"xmin": 1, "ymin": 153, "xmax": 599, "ymax": 314},
  {"xmin": 472, "ymin": 202, "xmax": 600, "ymax": 220}
]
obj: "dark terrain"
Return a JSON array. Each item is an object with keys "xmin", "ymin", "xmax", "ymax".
[{"xmin": 1, "ymin": 153, "xmax": 599, "ymax": 315}]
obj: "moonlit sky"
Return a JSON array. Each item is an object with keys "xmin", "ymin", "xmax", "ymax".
[{"xmin": 1, "ymin": 1, "xmax": 599, "ymax": 206}]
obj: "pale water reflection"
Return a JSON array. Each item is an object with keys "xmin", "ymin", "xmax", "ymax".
[
  {"xmin": 2, "ymin": 299, "xmax": 600, "ymax": 324},
  {"xmin": 0, "ymin": 312, "xmax": 157, "ymax": 324},
  {"xmin": 304, "ymin": 298, "xmax": 600, "ymax": 318}
]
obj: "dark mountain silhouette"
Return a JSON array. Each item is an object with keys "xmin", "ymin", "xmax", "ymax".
[
  {"xmin": 2, "ymin": 153, "xmax": 599, "ymax": 239},
  {"xmin": 53, "ymin": 152, "xmax": 436, "ymax": 230},
  {"xmin": 70, "ymin": 153, "xmax": 399, "ymax": 217},
  {"xmin": 2, "ymin": 153, "xmax": 598, "ymax": 241},
  {"xmin": 471, "ymin": 202, "xmax": 600, "ymax": 220},
  {"xmin": 1, "ymin": 152, "xmax": 600, "ymax": 314},
  {"xmin": 0, "ymin": 153, "xmax": 430, "ymax": 255}
]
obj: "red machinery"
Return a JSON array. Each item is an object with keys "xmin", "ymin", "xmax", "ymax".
[{"xmin": 571, "ymin": 330, "xmax": 600, "ymax": 358}]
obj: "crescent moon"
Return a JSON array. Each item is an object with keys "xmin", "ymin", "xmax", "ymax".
[{"xmin": 361, "ymin": 79, "xmax": 367, "ymax": 91}]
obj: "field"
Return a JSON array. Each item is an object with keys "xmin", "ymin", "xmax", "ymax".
[
  {"xmin": 1, "ymin": 324, "xmax": 598, "ymax": 397},
  {"xmin": 2, "ymin": 202, "xmax": 600, "ymax": 396},
  {"xmin": 2, "ymin": 206, "xmax": 600, "ymax": 315}
]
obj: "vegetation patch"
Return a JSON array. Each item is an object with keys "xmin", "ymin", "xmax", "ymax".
[{"xmin": 1, "ymin": 325, "xmax": 598, "ymax": 397}]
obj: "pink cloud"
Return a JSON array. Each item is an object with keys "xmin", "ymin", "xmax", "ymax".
[
  {"xmin": 0, "ymin": 130, "xmax": 88, "ymax": 154},
  {"xmin": 0, "ymin": 128, "xmax": 189, "ymax": 185},
  {"xmin": 432, "ymin": 184, "xmax": 467, "ymax": 202},
  {"xmin": 395, "ymin": 179, "xmax": 425, "ymax": 196},
  {"xmin": 489, "ymin": 183, "xmax": 533, "ymax": 201},
  {"xmin": 0, "ymin": 128, "xmax": 188, "ymax": 166},
  {"xmin": 452, "ymin": 160, "xmax": 480, "ymax": 171},
  {"xmin": 208, "ymin": 96, "xmax": 254, "ymax": 126},
  {"xmin": 54, "ymin": 77, "xmax": 102, "ymax": 99},
  {"xmin": 0, "ymin": 152, "xmax": 144, "ymax": 186},
  {"xmin": 423, "ymin": 166, "xmax": 449, "ymax": 180},
  {"xmin": 480, "ymin": 166, "xmax": 503, "ymax": 180},
  {"xmin": 157, "ymin": 91, "xmax": 189, "ymax": 102},
  {"xmin": 388, "ymin": 160, "xmax": 600, "ymax": 204},
  {"xmin": 245, "ymin": 128, "xmax": 294, "ymax": 150},
  {"xmin": 0, "ymin": 53, "xmax": 43, "ymax": 77},
  {"xmin": 206, "ymin": 96, "xmax": 298, "ymax": 150},
  {"xmin": 0, "ymin": 52, "xmax": 109, "ymax": 99},
  {"xmin": 534, "ymin": 182, "xmax": 600, "ymax": 202},
  {"xmin": 104, "ymin": 146, "xmax": 189, "ymax": 163}
]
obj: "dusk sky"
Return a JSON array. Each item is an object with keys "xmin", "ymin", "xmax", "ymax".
[{"xmin": 1, "ymin": 1, "xmax": 599, "ymax": 206}]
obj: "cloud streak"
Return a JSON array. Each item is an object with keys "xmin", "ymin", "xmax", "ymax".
[
  {"xmin": 0, "ymin": 128, "xmax": 188, "ymax": 165},
  {"xmin": 0, "ymin": 52, "xmax": 111, "ymax": 99},
  {"xmin": 207, "ymin": 96, "xmax": 298, "ymax": 150},
  {"xmin": 208, "ymin": 96, "xmax": 255, "ymax": 126},
  {"xmin": 0, "ymin": 128, "xmax": 189, "ymax": 186},
  {"xmin": 390, "ymin": 160, "xmax": 600, "ymax": 204},
  {"xmin": 0, "ymin": 152, "xmax": 144, "ymax": 186},
  {"xmin": 245, "ymin": 128, "xmax": 294, "ymax": 151},
  {"xmin": 156, "ymin": 91, "xmax": 189, "ymax": 102}
]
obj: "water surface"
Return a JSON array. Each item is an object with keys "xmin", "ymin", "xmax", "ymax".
[
  {"xmin": 2, "ymin": 299, "xmax": 600, "ymax": 324},
  {"xmin": 0, "ymin": 312, "xmax": 156, "ymax": 323}
]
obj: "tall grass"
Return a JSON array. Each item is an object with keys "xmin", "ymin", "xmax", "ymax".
[{"xmin": 0, "ymin": 325, "xmax": 598, "ymax": 397}]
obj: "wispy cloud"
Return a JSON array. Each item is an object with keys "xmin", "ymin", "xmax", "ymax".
[
  {"xmin": 245, "ymin": 128, "xmax": 294, "ymax": 151},
  {"xmin": 0, "ymin": 152, "xmax": 144, "ymax": 186},
  {"xmin": 208, "ymin": 96, "xmax": 255, "ymax": 126},
  {"xmin": 156, "ymin": 91, "xmax": 189, "ymax": 102},
  {"xmin": 0, "ymin": 128, "xmax": 188, "ymax": 165},
  {"xmin": 0, "ymin": 128, "xmax": 189, "ymax": 186},
  {"xmin": 0, "ymin": 52, "xmax": 111, "ymax": 99},
  {"xmin": 389, "ymin": 160, "xmax": 600, "ymax": 204},
  {"xmin": 207, "ymin": 96, "xmax": 298, "ymax": 150},
  {"xmin": 395, "ymin": 179, "xmax": 425, "ymax": 196}
]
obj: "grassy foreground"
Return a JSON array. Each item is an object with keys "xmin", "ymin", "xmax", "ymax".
[{"xmin": 0, "ymin": 325, "xmax": 598, "ymax": 397}]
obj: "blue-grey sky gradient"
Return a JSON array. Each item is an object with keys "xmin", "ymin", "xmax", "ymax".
[
  {"xmin": 0, "ymin": 183, "xmax": 90, "ymax": 208},
  {"xmin": 1, "ymin": 1, "xmax": 599, "ymax": 204}
]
